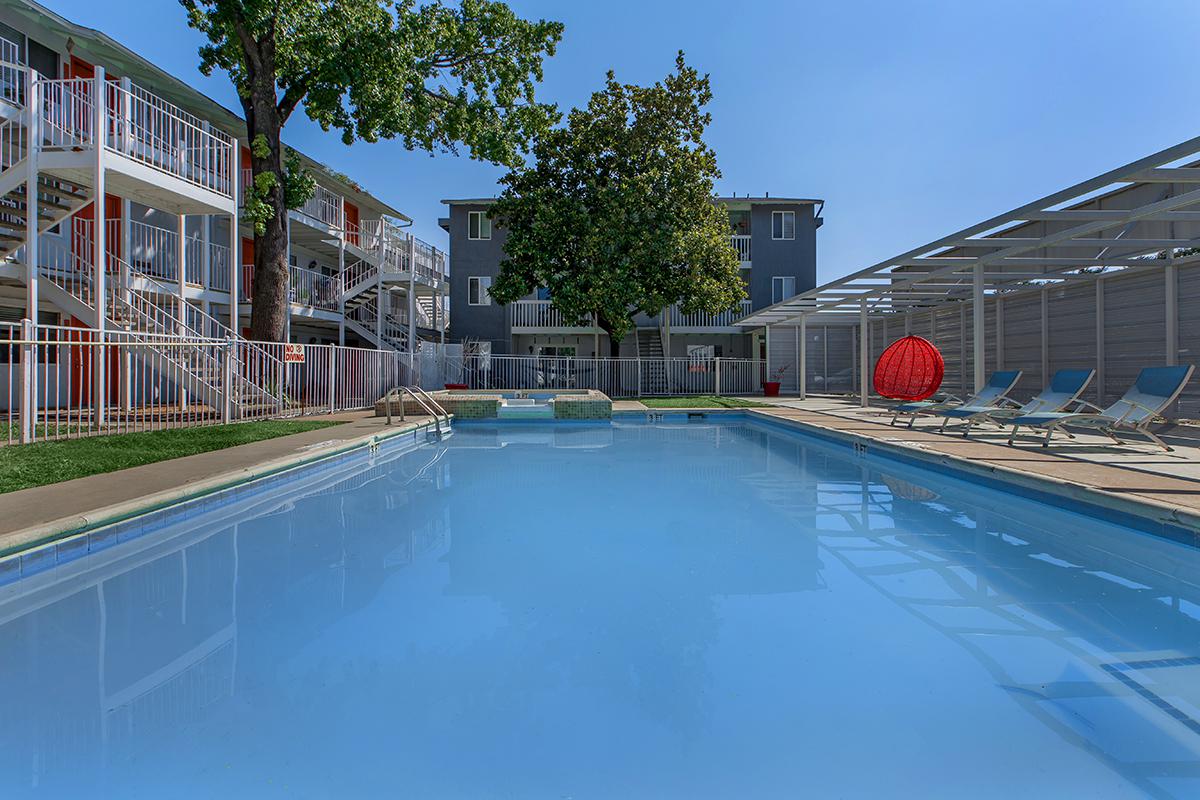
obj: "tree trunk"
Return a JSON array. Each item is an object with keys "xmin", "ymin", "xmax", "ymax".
[
  {"xmin": 596, "ymin": 313, "xmax": 625, "ymax": 358},
  {"xmin": 239, "ymin": 31, "xmax": 289, "ymax": 343},
  {"xmin": 247, "ymin": 122, "xmax": 288, "ymax": 342}
]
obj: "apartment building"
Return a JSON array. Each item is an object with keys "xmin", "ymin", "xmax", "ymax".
[
  {"xmin": 0, "ymin": 0, "xmax": 446, "ymax": 364},
  {"xmin": 440, "ymin": 197, "xmax": 822, "ymax": 359}
]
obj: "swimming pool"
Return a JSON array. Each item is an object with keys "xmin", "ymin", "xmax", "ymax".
[{"xmin": 1, "ymin": 415, "xmax": 1198, "ymax": 798}]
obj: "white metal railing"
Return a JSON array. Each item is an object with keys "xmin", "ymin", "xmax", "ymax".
[
  {"xmin": 508, "ymin": 300, "xmax": 596, "ymax": 329},
  {"xmin": 107, "ymin": 82, "xmax": 235, "ymax": 197},
  {"xmin": 289, "ymin": 265, "xmax": 339, "ymax": 311},
  {"xmin": 298, "ymin": 183, "xmax": 342, "ymax": 229},
  {"xmin": 412, "ymin": 238, "xmax": 447, "ymax": 284},
  {"xmin": 731, "ymin": 234, "xmax": 751, "ymax": 262},
  {"xmin": 2, "ymin": 322, "xmax": 417, "ymax": 444},
  {"xmin": 38, "ymin": 77, "xmax": 94, "ymax": 150},
  {"xmin": 452, "ymin": 355, "xmax": 766, "ymax": 397},
  {"xmin": 342, "ymin": 253, "xmax": 378, "ymax": 293},
  {"xmin": 33, "ymin": 76, "xmax": 234, "ymax": 198},
  {"xmin": 0, "ymin": 36, "xmax": 23, "ymax": 107},
  {"xmin": 126, "ymin": 218, "xmax": 179, "ymax": 282},
  {"xmin": 0, "ymin": 114, "xmax": 26, "ymax": 177},
  {"xmin": 205, "ymin": 240, "xmax": 246, "ymax": 298},
  {"xmin": 669, "ymin": 299, "xmax": 754, "ymax": 328}
]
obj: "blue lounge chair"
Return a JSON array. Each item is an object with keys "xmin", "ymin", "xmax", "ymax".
[
  {"xmin": 938, "ymin": 368, "xmax": 1095, "ymax": 438},
  {"xmin": 1007, "ymin": 365, "xmax": 1194, "ymax": 450},
  {"xmin": 890, "ymin": 370, "xmax": 1022, "ymax": 428}
]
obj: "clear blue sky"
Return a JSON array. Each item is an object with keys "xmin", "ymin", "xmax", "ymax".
[{"xmin": 37, "ymin": 0, "xmax": 1200, "ymax": 283}]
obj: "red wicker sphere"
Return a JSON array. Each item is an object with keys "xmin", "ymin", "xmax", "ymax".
[{"xmin": 873, "ymin": 336, "xmax": 944, "ymax": 401}]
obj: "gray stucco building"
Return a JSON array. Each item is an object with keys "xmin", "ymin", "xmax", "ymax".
[{"xmin": 439, "ymin": 197, "xmax": 822, "ymax": 359}]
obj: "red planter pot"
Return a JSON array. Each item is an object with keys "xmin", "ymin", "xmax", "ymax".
[{"xmin": 762, "ymin": 382, "xmax": 781, "ymax": 397}]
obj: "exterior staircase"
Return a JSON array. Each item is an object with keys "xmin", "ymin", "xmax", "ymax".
[
  {"xmin": 637, "ymin": 327, "xmax": 669, "ymax": 395},
  {"xmin": 344, "ymin": 294, "xmax": 410, "ymax": 352},
  {"xmin": 29, "ymin": 236, "xmax": 285, "ymax": 416},
  {"xmin": 0, "ymin": 69, "xmax": 287, "ymax": 420}
]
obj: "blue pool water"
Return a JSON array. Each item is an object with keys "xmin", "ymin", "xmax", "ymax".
[{"xmin": 2, "ymin": 416, "xmax": 1199, "ymax": 798}]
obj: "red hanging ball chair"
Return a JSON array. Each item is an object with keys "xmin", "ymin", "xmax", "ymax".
[{"xmin": 873, "ymin": 336, "xmax": 944, "ymax": 401}]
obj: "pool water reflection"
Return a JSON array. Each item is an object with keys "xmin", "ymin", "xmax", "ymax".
[{"xmin": 0, "ymin": 418, "xmax": 1198, "ymax": 798}]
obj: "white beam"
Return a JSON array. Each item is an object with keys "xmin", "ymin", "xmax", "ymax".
[
  {"xmin": 859, "ymin": 299, "xmax": 869, "ymax": 408},
  {"xmin": 973, "ymin": 262, "xmax": 984, "ymax": 393}
]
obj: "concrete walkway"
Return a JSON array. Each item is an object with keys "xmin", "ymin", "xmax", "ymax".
[{"xmin": 0, "ymin": 412, "xmax": 433, "ymax": 546}]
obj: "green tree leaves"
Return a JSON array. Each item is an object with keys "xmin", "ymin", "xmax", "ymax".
[
  {"xmin": 489, "ymin": 53, "xmax": 745, "ymax": 350},
  {"xmin": 180, "ymin": 0, "xmax": 563, "ymax": 165},
  {"xmin": 179, "ymin": 0, "xmax": 563, "ymax": 341}
]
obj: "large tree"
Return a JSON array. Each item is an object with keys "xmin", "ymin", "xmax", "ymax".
[
  {"xmin": 489, "ymin": 53, "xmax": 744, "ymax": 356},
  {"xmin": 180, "ymin": 0, "xmax": 563, "ymax": 341}
]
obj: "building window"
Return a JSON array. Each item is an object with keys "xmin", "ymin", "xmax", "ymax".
[
  {"xmin": 772, "ymin": 276, "xmax": 796, "ymax": 304},
  {"xmin": 468, "ymin": 276, "xmax": 492, "ymax": 306},
  {"xmin": 468, "ymin": 211, "xmax": 491, "ymax": 240},
  {"xmin": 772, "ymin": 211, "xmax": 795, "ymax": 240}
]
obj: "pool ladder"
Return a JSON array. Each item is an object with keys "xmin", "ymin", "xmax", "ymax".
[{"xmin": 384, "ymin": 385, "xmax": 452, "ymax": 439}]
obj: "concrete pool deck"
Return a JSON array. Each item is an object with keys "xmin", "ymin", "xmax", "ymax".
[{"xmin": 0, "ymin": 412, "xmax": 439, "ymax": 553}]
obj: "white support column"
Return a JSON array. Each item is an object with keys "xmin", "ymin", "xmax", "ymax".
[
  {"xmin": 903, "ymin": 312, "xmax": 912, "ymax": 336},
  {"xmin": 92, "ymin": 67, "xmax": 107, "ymax": 427},
  {"xmin": 1040, "ymin": 288, "xmax": 1049, "ymax": 385},
  {"xmin": 1095, "ymin": 279, "xmax": 1106, "ymax": 402},
  {"xmin": 20, "ymin": 67, "xmax": 40, "ymax": 444},
  {"xmin": 958, "ymin": 303, "xmax": 967, "ymax": 395},
  {"xmin": 176, "ymin": 213, "xmax": 189, "ymax": 411},
  {"xmin": 120, "ymin": 199, "xmax": 132, "ymax": 411},
  {"xmin": 764, "ymin": 323, "xmax": 771, "ymax": 393},
  {"xmin": 284, "ymin": 216, "xmax": 292, "ymax": 343},
  {"xmin": 438, "ymin": 289, "xmax": 445, "ymax": 345},
  {"xmin": 996, "ymin": 296, "xmax": 1005, "ymax": 370},
  {"xmin": 176, "ymin": 214, "xmax": 187, "ymax": 330},
  {"xmin": 376, "ymin": 258, "xmax": 384, "ymax": 348},
  {"xmin": 859, "ymin": 299, "xmax": 869, "ymax": 407},
  {"xmin": 229, "ymin": 139, "xmax": 240, "ymax": 337},
  {"xmin": 337, "ymin": 236, "xmax": 346, "ymax": 347},
  {"xmin": 201, "ymin": 214, "xmax": 211, "ymax": 293},
  {"xmin": 1166, "ymin": 262, "xmax": 1179, "ymax": 366},
  {"xmin": 973, "ymin": 262, "xmax": 985, "ymax": 393},
  {"xmin": 407, "ymin": 235, "xmax": 416, "ymax": 352},
  {"xmin": 798, "ymin": 314, "xmax": 807, "ymax": 400}
]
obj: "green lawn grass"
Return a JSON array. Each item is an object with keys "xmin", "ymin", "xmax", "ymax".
[
  {"xmin": 638, "ymin": 395, "xmax": 771, "ymax": 409},
  {"xmin": 0, "ymin": 420, "xmax": 346, "ymax": 494}
]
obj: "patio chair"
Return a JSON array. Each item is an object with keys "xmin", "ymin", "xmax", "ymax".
[
  {"xmin": 937, "ymin": 368, "xmax": 1095, "ymax": 438},
  {"xmin": 889, "ymin": 370, "xmax": 1022, "ymax": 428},
  {"xmin": 1006, "ymin": 365, "xmax": 1194, "ymax": 450}
]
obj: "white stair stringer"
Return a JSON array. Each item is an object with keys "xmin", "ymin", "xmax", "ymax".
[
  {"xmin": 344, "ymin": 296, "xmax": 410, "ymax": 352},
  {"xmin": 25, "ymin": 241, "xmax": 287, "ymax": 419}
]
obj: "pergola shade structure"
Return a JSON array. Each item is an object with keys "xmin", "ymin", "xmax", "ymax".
[{"xmin": 739, "ymin": 136, "xmax": 1200, "ymax": 414}]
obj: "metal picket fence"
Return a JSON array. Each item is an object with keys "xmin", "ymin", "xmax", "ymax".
[{"xmin": 2, "ymin": 322, "xmax": 416, "ymax": 445}]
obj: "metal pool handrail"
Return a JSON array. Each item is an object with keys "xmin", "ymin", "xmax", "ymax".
[{"xmin": 384, "ymin": 385, "xmax": 451, "ymax": 438}]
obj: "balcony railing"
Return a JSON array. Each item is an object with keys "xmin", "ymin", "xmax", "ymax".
[
  {"xmin": 509, "ymin": 300, "xmax": 596, "ymax": 329},
  {"xmin": 33, "ymin": 75, "xmax": 236, "ymax": 199},
  {"xmin": 412, "ymin": 238, "xmax": 447, "ymax": 284},
  {"xmin": 297, "ymin": 183, "xmax": 343, "ymax": 229},
  {"xmin": 0, "ymin": 36, "xmax": 23, "ymax": 107},
  {"xmin": 731, "ymin": 234, "xmax": 751, "ymax": 263},
  {"xmin": 288, "ymin": 265, "xmax": 339, "ymax": 311}
]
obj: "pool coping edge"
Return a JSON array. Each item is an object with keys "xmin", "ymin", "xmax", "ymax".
[
  {"xmin": 741, "ymin": 408, "xmax": 1200, "ymax": 543},
  {"xmin": 0, "ymin": 417, "xmax": 447, "ymax": 561}
]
